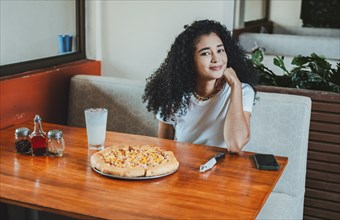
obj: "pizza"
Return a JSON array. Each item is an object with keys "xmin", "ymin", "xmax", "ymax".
[{"xmin": 90, "ymin": 144, "xmax": 179, "ymax": 177}]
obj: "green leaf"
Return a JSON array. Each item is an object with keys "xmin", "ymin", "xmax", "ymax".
[
  {"xmin": 273, "ymin": 56, "xmax": 289, "ymax": 74},
  {"xmin": 251, "ymin": 49, "xmax": 264, "ymax": 66},
  {"xmin": 250, "ymin": 50, "xmax": 340, "ymax": 93},
  {"xmin": 329, "ymin": 69, "xmax": 340, "ymax": 85},
  {"xmin": 292, "ymin": 55, "xmax": 309, "ymax": 66}
]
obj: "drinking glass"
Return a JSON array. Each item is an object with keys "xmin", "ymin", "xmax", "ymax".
[{"xmin": 84, "ymin": 108, "xmax": 108, "ymax": 150}]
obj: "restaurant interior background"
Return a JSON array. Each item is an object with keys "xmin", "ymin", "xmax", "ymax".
[
  {"xmin": 1, "ymin": 0, "xmax": 339, "ymax": 219},
  {"xmin": 1, "ymin": 0, "xmax": 320, "ymax": 127}
]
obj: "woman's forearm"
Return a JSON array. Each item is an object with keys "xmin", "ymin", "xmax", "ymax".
[
  {"xmin": 224, "ymin": 83, "xmax": 250, "ymax": 152},
  {"xmin": 158, "ymin": 121, "xmax": 175, "ymax": 140}
]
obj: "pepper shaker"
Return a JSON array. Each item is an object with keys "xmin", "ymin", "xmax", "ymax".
[{"xmin": 15, "ymin": 127, "xmax": 31, "ymax": 154}]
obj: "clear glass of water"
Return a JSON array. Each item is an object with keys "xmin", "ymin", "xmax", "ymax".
[{"xmin": 84, "ymin": 108, "xmax": 108, "ymax": 150}]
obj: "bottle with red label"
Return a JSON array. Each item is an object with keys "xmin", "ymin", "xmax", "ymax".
[{"xmin": 30, "ymin": 115, "xmax": 47, "ymax": 156}]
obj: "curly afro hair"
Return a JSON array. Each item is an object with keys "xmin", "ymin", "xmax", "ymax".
[{"xmin": 143, "ymin": 19, "xmax": 257, "ymax": 121}]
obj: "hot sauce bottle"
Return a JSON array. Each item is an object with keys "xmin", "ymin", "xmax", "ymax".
[{"xmin": 30, "ymin": 115, "xmax": 47, "ymax": 156}]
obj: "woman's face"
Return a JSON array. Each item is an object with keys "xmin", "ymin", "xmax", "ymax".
[{"xmin": 193, "ymin": 33, "xmax": 228, "ymax": 81}]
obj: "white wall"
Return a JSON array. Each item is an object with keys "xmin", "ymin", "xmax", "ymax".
[
  {"xmin": 269, "ymin": 0, "xmax": 303, "ymax": 27},
  {"xmin": 86, "ymin": 1, "xmax": 235, "ymax": 80}
]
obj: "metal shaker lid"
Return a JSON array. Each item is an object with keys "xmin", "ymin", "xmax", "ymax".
[
  {"xmin": 15, "ymin": 127, "xmax": 31, "ymax": 136},
  {"xmin": 47, "ymin": 129, "xmax": 63, "ymax": 139}
]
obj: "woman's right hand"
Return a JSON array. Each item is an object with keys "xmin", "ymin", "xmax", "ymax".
[
  {"xmin": 222, "ymin": 67, "xmax": 241, "ymax": 87},
  {"xmin": 214, "ymin": 67, "xmax": 241, "ymax": 90}
]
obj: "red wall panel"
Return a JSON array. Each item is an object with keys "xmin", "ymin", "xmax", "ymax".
[{"xmin": 0, "ymin": 60, "xmax": 101, "ymax": 129}]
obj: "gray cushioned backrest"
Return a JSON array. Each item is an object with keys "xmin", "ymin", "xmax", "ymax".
[
  {"xmin": 239, "ymin": 33, "xmax": 340, "ymax": 60},
  {"xmin": 244, "ymin": 92, "xmax": 312, "ymax": 197},
  {"xmin": 68, "ymin": 75, "xmax": 158, "ymax": 137}
]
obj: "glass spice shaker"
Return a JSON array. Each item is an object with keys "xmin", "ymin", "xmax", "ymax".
[
  {"xmin": 15, "ymin": 127, "xmax": 31, "ymax": 154},
  {"xmin": 30, "ymin": 115, "xmax": 47, "ymax": 156},
  {"xmin": 47, "ymin": 130, "xmax": 65, "ymax": 157}
]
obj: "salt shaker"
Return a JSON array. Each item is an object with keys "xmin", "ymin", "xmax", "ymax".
[
  {"xmin": 15, "ymin": 127, "xmax": 31, "ymax": 154},
  {"xmin": 47, "ymin": 130, "xmax": 65, "ymax": 157}
]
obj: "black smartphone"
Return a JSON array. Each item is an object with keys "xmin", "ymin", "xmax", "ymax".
[{"xmin": 253, "ymin": 154, "xmax": 280, "ymax": 171}]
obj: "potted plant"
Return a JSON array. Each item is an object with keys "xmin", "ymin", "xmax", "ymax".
[
  {"xmin": 250, "ymin": 49, "xmax": 340, "ymax": 220},
  {"xmin": 251, "ymin": 48, "xmax": 340, "ymax": 93}
]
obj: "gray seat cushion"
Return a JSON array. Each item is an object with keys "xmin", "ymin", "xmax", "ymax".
[
  {"xmin": 257, "ymin": 192, "xmax": 304, "ymax": 220},
  {"xmin": 239, "ymin": 33, "xmax": 340, "ymax": 60},
  {"xmin": 68, "ymin": 75, "xmax": 158, "ymax": 137},
  {"xmin": 244, "ymin": 92, "xmax": 311, "ymax": 219}
]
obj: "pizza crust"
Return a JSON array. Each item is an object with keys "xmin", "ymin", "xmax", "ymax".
[
  {"xmin": 91, "ymin": 153, "xmax": 145, "ymax": 177},
  {"xmin": 90, "ymin": 145, "xmax": 179, "ymax": 177},
  {"xmin": 145, "ymin": 151, "xmax": 179, "ymax": 176}
]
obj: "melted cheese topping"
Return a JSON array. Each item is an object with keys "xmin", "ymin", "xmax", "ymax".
[{"xmin": 102, "ymin": 145, "xmax": 167, "ymax": 168}]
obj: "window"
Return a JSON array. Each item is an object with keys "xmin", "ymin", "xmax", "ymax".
[{"xmin": 0, "ymin": 0, "xmax": 85, "ymax": 77}]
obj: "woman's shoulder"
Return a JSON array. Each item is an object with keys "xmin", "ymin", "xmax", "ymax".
[
  {"xmin": 241, "ymin": 82, "xmax": 253, "ymax": 89},
  {"xmin": 221, "ymin": 82, "xmax": 254, "ymax": 94}
]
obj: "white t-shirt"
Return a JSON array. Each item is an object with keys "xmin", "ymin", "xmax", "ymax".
[{"xmin": 157, "ymin": 83, "xmax": 255, "ymax": 148}]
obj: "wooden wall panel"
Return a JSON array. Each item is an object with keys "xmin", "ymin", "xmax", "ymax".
[
  {"xmin": 306, "ymin": 179, "xmax": 340, "ymax": 193},
  {"xmin": 307, "ymin": 170, "xmax": 339, "ymax": 183},
  {"xmin": 304, "ymin": 197, "xmax": 340, "ymax": 213},
  {"xmin": 305, "ymin": 95, "xmax": 340, "ymax": 220},
  {"xmin": 307, "ymin": 160, "xmax": 340, "ymax": 173},
  {"xmin": 310, "ymin": 121, "xmax": 340, "ymax": 133},
  {"xmin": 304, "ymin": 207, "xmax": 340, "ymax": 219},
  {"xmin": 308, "ymin": 141, "xmax": 339, "ymax": 153},
  {"xmin": 0, "ymin": 60, "xmax": 101, "ymax": 129}
]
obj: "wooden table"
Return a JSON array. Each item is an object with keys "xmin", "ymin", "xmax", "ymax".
[{"xmin": 0, "ymin": 122, "xmax": 287, "ymax": 219}]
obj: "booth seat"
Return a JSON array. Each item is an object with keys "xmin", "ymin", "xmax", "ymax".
[
  {"xmin": 239, "ymin": 27, "xmax": 339, "ymax": 75},
  {"xmin": 272, "ymin": 25, "xmax": 340, "ymax": 38},
  {"xmin": 68, "ymin": 75, "xmax": 312, "ymax": 219},
  {"xmin": 68, "ymin": 75, "xmax": 158, "ymax": 137},
  {"xmin": 243, "ymin": 92, "xmax": 311, "ymax": 219},
  {"xmin": 239, "ymin": 32, "xmax": 340, "ymax": 61}
]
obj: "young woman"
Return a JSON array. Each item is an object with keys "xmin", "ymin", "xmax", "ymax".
[{"xmin": 143, "ymin": 19, "xmax": 257, "ymax": 152}]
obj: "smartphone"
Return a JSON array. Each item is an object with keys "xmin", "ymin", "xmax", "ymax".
[{"xmin": 253, "ymin": 154, "xmax": 280, "ymax": 171}]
